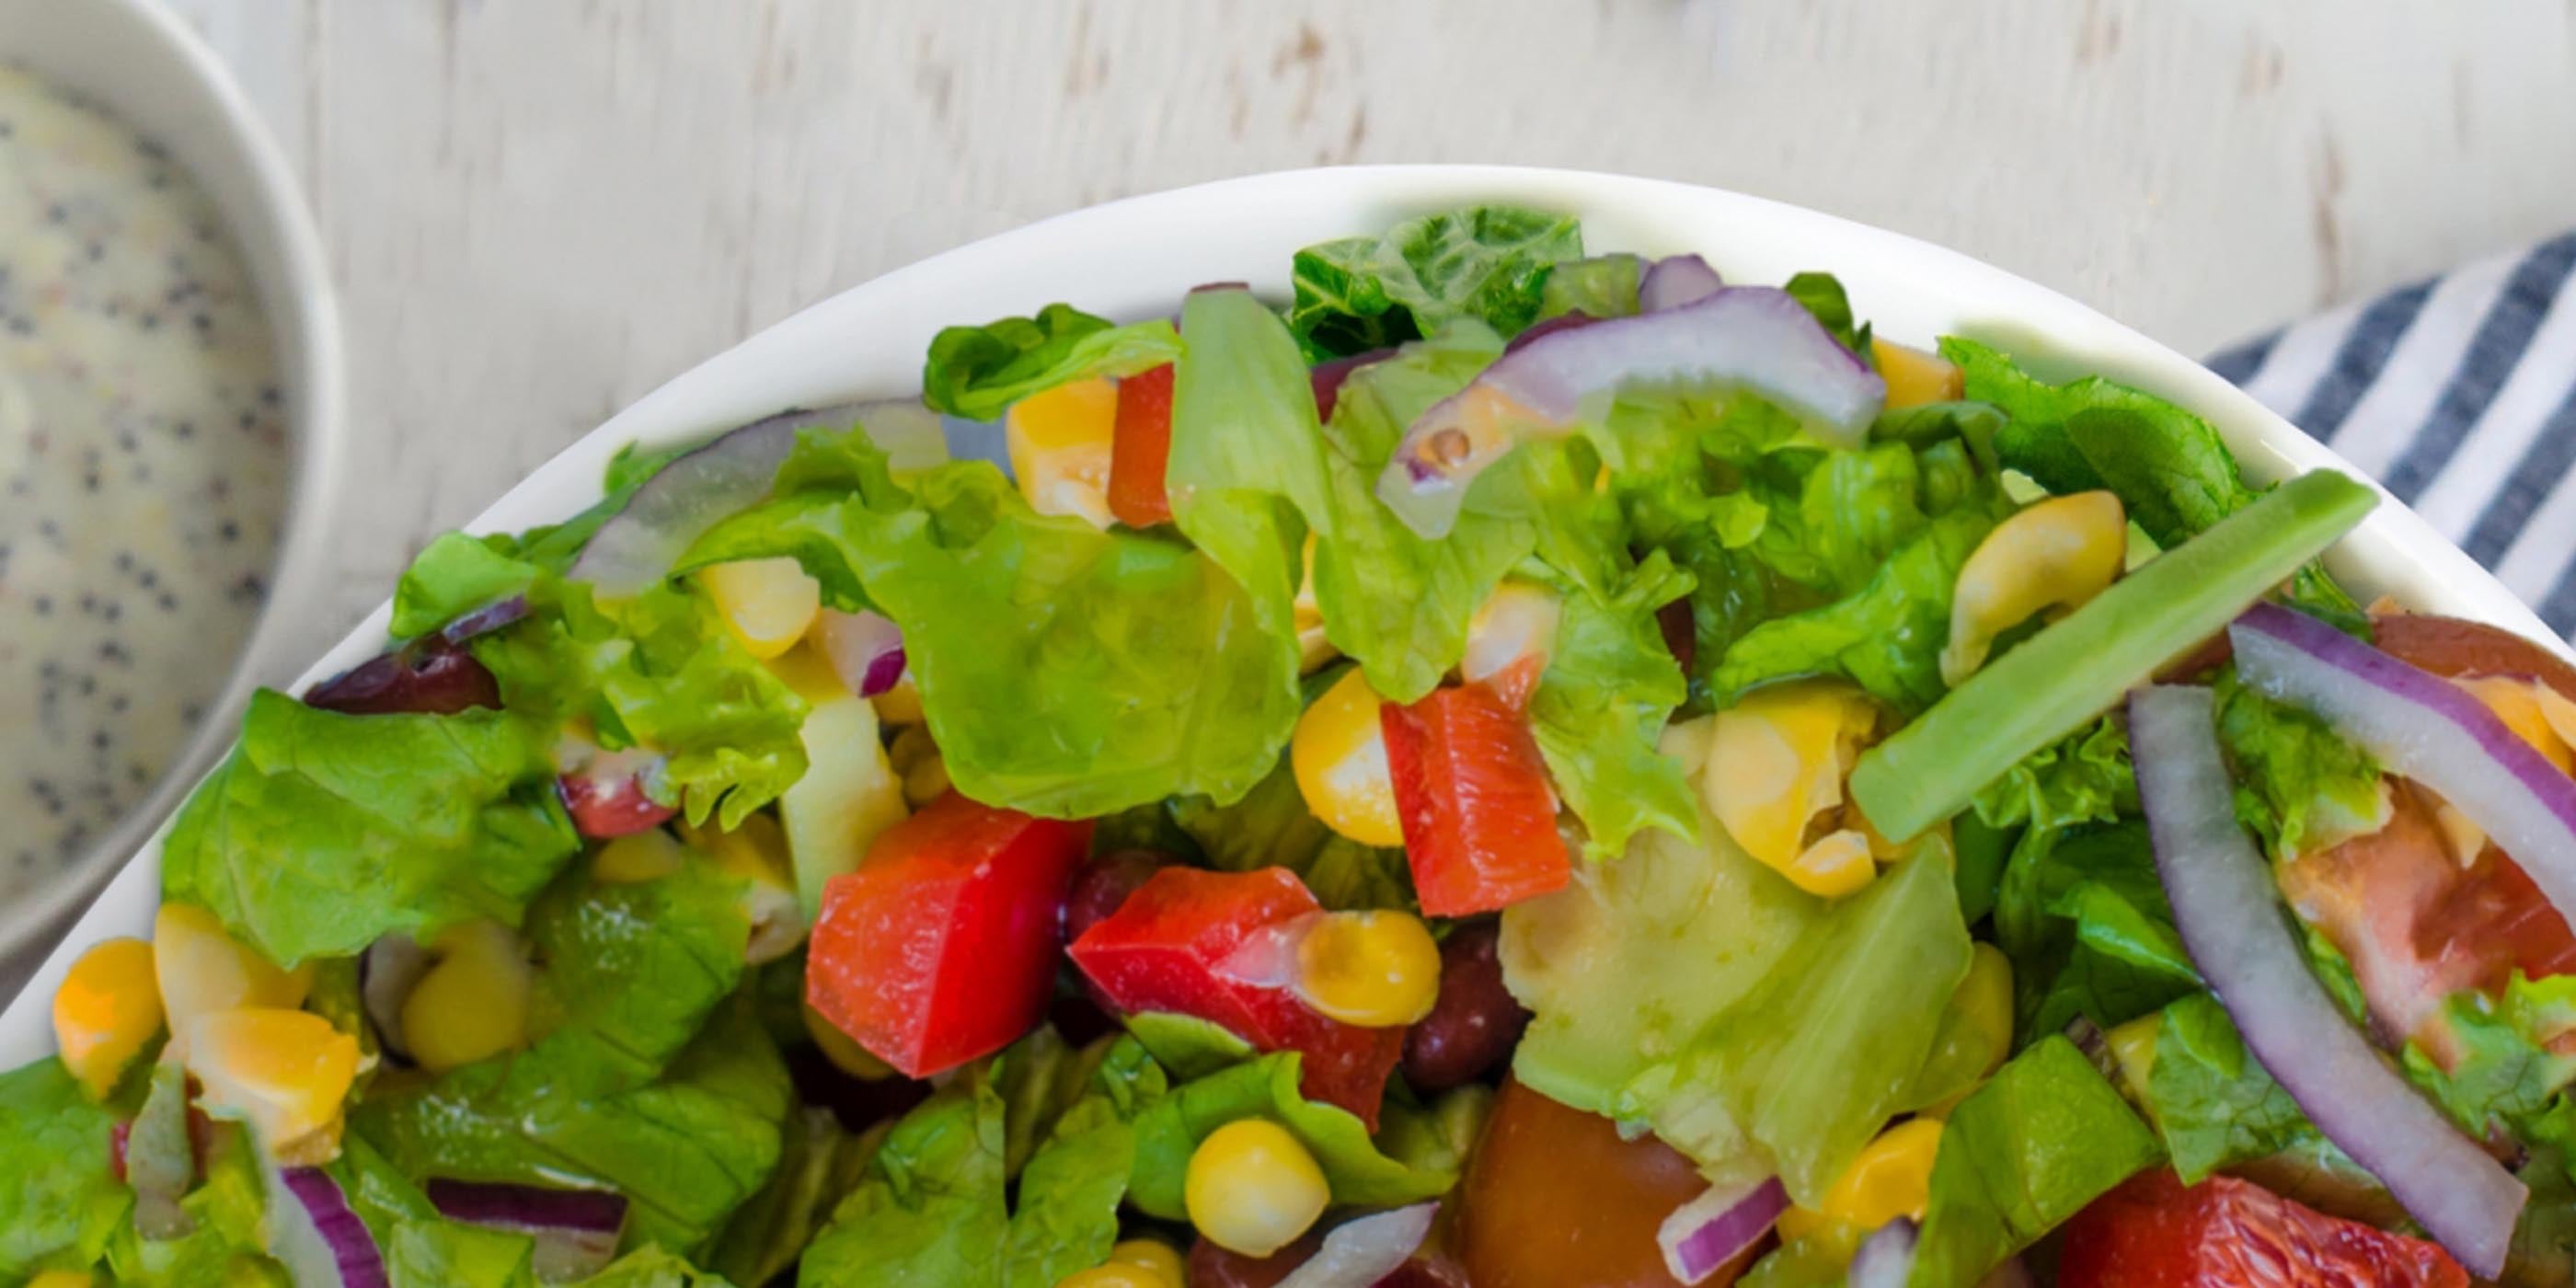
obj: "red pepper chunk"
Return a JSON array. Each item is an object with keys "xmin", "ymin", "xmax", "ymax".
[
  {"xmin": 1108, "ymin": 362, "xmax": 1177, "ymax": 528},
  {"xmin": 1380, "ymin": 678, "xmax": 1570, "ymax": 917},
  {"xmin": 806, "ymin": 791, "xmax": 1092, "ymax": 1079},
  {"xmin": 2059, "ymin": 1170, "xmax": 2467, "ymax": 1288},
  {"xmin": 1068, "ymin": 867, "xmax": 1404, "ymax": 1128}
]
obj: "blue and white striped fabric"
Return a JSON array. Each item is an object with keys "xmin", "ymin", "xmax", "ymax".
[{"xmin": 2207, "ymin": 232, "xmax": 2576, "ymax": 636}]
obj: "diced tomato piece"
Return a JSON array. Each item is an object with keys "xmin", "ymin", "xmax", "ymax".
[
  {"xmin": 1108, "ymin": 363, "xmax": 1177, "ymax": 528},
  {"xmin": 1068, "ymin": 867, "xmax": 1404, "ymax": 1127},
  {"xmin": 556, "ymin": 765, "xmax": 677, "ymax": 839},
  {"xmin": 1380, "ymin": 678, "xmax": 1570, "ymax": 917},
  {"xmin": 2059, "ymin": 1170, "xmax": 2467, "ymax": 1288},
  {"xmin": 806, "ymin": 791, "xmax": 1092, "ymax": 1078}
]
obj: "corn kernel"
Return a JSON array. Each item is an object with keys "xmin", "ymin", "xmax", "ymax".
[
  {"xmin": 2107, "ymin": 1014, "xmax": 2161, "ymax": 1096},
  {"xmin": 1869, "ymin": 339, "xmax": 1966, "ymax": 410},
  {"xmin": 1294, "ymin": 534, "xmax": 1337, "ymax": 673},
  {"xmin": 684, "ymin": 813, "xmax": 806, "ymax": 963},
  {"xmin": 697, "ymin": 557, "xmax": 824, "ymax": 661},
  {"xmin": 1008, "ymin": 377, "xmax": 1120, "ymax": 528},
  {"xmin": 155, "ymin": 903, "xmax": 312, "ymax": 1036},
  {"xmin": 1783, "ymin": 830, "xmax": 1878, "ymax": 899},
  {"xmin": 186, "ymin": 1007, "xmax": 362, "ymax": 1165},
  {"xmin": 593, "ymin": 829, "xmax": 687, "ymax": 883},
  {"xmin": 803, "ymin": 1001, "xmax": 897, "ymax": 1080},
  {"xmin": 871, "ymin": 674, "xmax": 926, "ymax": 726},
  {"xmin": 889, "ymin": 724, "xmax": 952, "ymax": 808},
  {"xmin": 52, "ymin": 937, "xmax": 163, "ymax": 1099},
  {"xmin": 1055, "ymin": 1267, "xmax": 1167, "ymax": 1288},
  {"xmin": 1939, "ymin": 491, "xmax": 2126, "ymax": 687},
  {"xmin": 26, "ymin": 1271, "xmax": 98, "ymax": 1288},
  {"xmin": 399, "ymin": 921, "xmax": 533, "ymax": 1074},
  {"xmin": 1817, "ymin": 1118, "xmax": 1943, "ymax": 1229},
  {"xmin": 1186, "ymin": 1119, "xmax": 1329, "ymax": 1258},
  {"xmin": 1294, "ymin": 911, "xmax": 1442, "ymax": 1027},
  {"xmin": 1108, "ymin": 1238, "xmax": 1186, "ymax": 1284},
  {"xmin": 1291, "ymin": 669, "xmax": 1403, "ymax": 848},
  {"xmin": 1704, "ymin": 681, "xmax": 1879, "ymax": 875},
  {"xmin": 2456, "ymin": 675, "xmax": 2576, "ymax": 774}
]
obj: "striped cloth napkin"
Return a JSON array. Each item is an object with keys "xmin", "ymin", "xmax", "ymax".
[{"xmin": 2205, "ymin": 233, "xmax": 2576, "ymax": 635}]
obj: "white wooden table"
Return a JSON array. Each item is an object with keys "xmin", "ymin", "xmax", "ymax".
[{"xmin": 167, "ymin": 0, "xmax": 2576, "ymax": 663}]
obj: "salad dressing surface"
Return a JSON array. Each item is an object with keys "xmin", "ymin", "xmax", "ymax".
[{"xmin": 0, "ymin": 65, "xmax": 287, "ymax": 897}]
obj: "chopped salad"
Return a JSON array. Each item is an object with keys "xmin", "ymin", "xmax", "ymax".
[{"xmin": 10, "ymin": 204, "xmax": 2576, "ymax": 1288}]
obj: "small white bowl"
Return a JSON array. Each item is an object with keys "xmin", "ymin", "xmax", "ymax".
[
  {"xmin": 0, "ymin": 0, "xmax": 343, "ymax": 960},
  {"xmin": 0, "ymin": 164, "xmax": 2552, "ymax": 1057}
]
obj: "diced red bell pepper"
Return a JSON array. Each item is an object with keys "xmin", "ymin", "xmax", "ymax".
[
  {"xmin": 806, "ymin": 790, "xmax": 1092, "ymax": 1078},
  {"xmin": 1067, "ymin": 867, "xmax": 1405, "ymax": 1127},
  {"xmin": 1109, "ymin": 362, "xmax": 1177, "ymax": 528},
  {"xmin": 1380, "ymin": 675, "xmax": 1570, "ymax": 917},
  {"xmin": 2058, "ymin": 1170, "xmax": 2467, "ymax": 1288}
]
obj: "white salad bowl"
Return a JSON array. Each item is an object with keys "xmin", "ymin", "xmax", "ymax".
[
  {"xmin": 0, "ymin": 164, "xmax": 2555, "ymax": 1061},
  {"xmin": 0, "ymin": 0, "xmax": 346, "ymax": 964}
]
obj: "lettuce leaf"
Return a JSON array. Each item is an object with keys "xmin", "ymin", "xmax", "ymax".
[
  {"xmin": 1526, "ymin": 554, "xmax": 1700, "ymax": 857},
  {"xmin": 1783, "ymin": 271, "xmax": 1871, "ymax": 358},
  {"xmin": 922, "ymin": 304, "xmax": 1180, "ymax": 421},
  {"xmin": 106, "ymin": 1126, "xmax": 282, "ymax": 1286},
  {"xmin": 161, "ymin": 690, "xmax": 581, "ymax": 965},
  {"xmin": 1168, "ymin": 758, "xmax": 1418, "ymax": 913},
  {"xmin": 685, "ymin": 430, "xmax": 1295, "ymax": 817},
  {"xmin": 471, "ymin": 577, "xmax": 811, "ymax": 830},
  {"xmin": 393, "ymin": 531, "xmax": 542, "ymax": 639},
  {"xmin": 1905, "ymin": 1036, "xmax": 2163, "ymax": 1288},
  {"xmin": 796, "ymin": 1037, "xmax": 1162, "ymax": 1288},
  {"xmin": 1502, "ymin": 801, "xmax": 1972, "ymax": 1203},
  {"xmin": 706, "ymin": 1108, "xmax": 879, "ymax": 1288},
  {"xmin": 0, "ymin": 1058, "xmax": 131, "ymax": 1279},
  {"xmin": 1708, "ymin": 504, "xmax": 1996, "ymax": 713},
  {"xmin": 1307, "ymin": 323, "xmax": 1538, "ymax": 703},
  {"xmin": 2143, "ymin": 994, "xmax": 2327, "ymax": 1183},
  {"xmin": 1286, "ymin": 206, "xmax": 1582, "ymax": 359},
  {"xmin": 333, "ymin": 1136, "xmax": 539, "ymax": 1288},
  {"xmin": 356, "ymin": 1001, "xmax": 792, "ymax": 1255},
  {"xmin": 2212, "ymin": 665, "xmax": 2387, "ymax": 856},
  {"xmin": 2403, "ymin": 972, "xmax": 2576, "ymax": 1145},
  {"xmin": 1946, "ymin": 336, "xmax": 2363, "ymax": 628},
  {"xmin": 1536, "ymin": 253, "xmax": 1641, "ymax": 320},
  {"xmin": 522, "ymin": 859, "xmax": 752, "ymax": 1092}
]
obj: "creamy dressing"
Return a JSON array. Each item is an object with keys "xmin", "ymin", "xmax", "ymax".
[{"xmin": 0, "ymin": 65, "xmax": 287, "ymax": 897}]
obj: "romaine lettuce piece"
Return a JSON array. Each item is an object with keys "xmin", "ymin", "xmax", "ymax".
[
  {"xmin": 923, "ymin": 303, "xmax": 1180, "ymax": 421},
  {"xmin": 0, "ymin": 1059, "xmax": 132, "ymax": 1279},
  {"xmin": 1287, "ymin": 206, "xmax": 1582, "ymax": 359},
  {"xmin": 161, "ymin": 691, "xmax": 581, "ymax": 965}
]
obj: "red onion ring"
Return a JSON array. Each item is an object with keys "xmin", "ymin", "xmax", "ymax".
[
  {"xmin": 1639, "ymin": 254, "xmax": 1724, "ymax": 312},
  {"xmin": 1655, "ymin": 1176, "xmax": 1788, "ymax": 1284},
  {"xmin": 2130, "ymin": 683, "xmax": 2524, "ymax": 1278},
  {"xmin": 1274, "ymin": 1202, "xmax": 1438, "ymax": 1288},
  {"xmin": 814, "ymin": 608, "xmax": 908, "ymax": 697},
  {"xmin": 270, "ymin": 1167, "xmax": 392, "ymax": 1288}
]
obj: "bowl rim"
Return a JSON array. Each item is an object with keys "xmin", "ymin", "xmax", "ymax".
[
  {"xmin": 0, "ymin": 161, "xmax": 2557, "ymax": 1052},
  {"xmin": 0, "ymin": 0, "xmax": 347, "ymax": 960}
]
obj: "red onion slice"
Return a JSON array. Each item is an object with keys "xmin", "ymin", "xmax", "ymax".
[
  {"xmin": 270, "ymin": 1167, "xmax": 392, "ymax": 1288},
  {"xmin": 2231, "ymin": 602, "xmax": 2576, "ymax": 928},
  {"xmin": 438, "ymin": 593, "xmax": 533, "ymax": 645},
  {"xmin": 1845, "ymin": 1218, "xmax": 1917, "ymax": 1288},
  {"xmin": 1275, "ymin": 1202, "xmax": 1438, "ymax": 1288},
  {"xmin": 2129, "ymin": 683, "xmax": 2525, "ymax": 1278},
  {"xmin": 570, "ymin": 397, "xmax": 928, "ymax": 596},
  {"xmin": 1639, "ymin": 254, "xmax": 1724, "ymax": 312},
  {"xmin": 1655, "ymin": 1176, "xmax": 1788, "ymax": 1284},
  {"xmin": 814, "ymin": 608, "xmax": 907, "ymax": 697},
  {"xmin": 427, "ymin": 1179, "xmax": 628, "ymax": 1282},
  {"xmin": 1374, "ymin": 286, "xmax": 1886, "ymax": 537}
]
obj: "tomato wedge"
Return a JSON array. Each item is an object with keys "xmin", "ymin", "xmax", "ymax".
[
  {"xmin": 1068, "ymin": 867, "xmax": 1404, "ymax": 1127},
  {"xmin": 1108, "ymin": 362, "xmax": 1177, "ymax": 528},
  {"xmin": 2059, "ymin": 1169, "xmax": 2467, "ymax": 1288},
  {"xmin": 1380, "ymin": 675, "xmax": 1570, "ymax": 917},
  {"xmin": 806, "ymin": 791, "xmax": 1091, "ymax": 1078},
  {"xmin": 2279, "ymin": 614, "xmax": 2576, "ymax": 1063}
]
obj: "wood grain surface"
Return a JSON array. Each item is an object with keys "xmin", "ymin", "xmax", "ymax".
[{"xmin": 159, "ymin": 0, "xmax": 2576, "ymax": 662}]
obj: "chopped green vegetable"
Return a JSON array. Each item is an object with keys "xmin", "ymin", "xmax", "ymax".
[
  {"xmin": 1851, "ymin": 469, "xmax": 2378, "ymax": 843},
  {"xmin": 1, "ymin": 1059, "xmax": 132, "ymax": 1280},
  {"xmin": 1907, "ymin": 1037, "xmax": 2164, "ymax": 1288},
  {"xmin": 1124, "ymin": 1052, "xmax": 1457, "ymax": 1218}
]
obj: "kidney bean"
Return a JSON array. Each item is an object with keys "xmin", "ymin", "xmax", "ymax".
[
  {"xmin": 1064, "ymin": 849, "xmax": 1169, "ymax": 944},
  {"xmin": 305, "ymin": 639, "xmax": 500, "ymax": 716},
  {"xmin": 1402, "ymin": 921, "xmax": 1529, "ymax": 1093}
]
